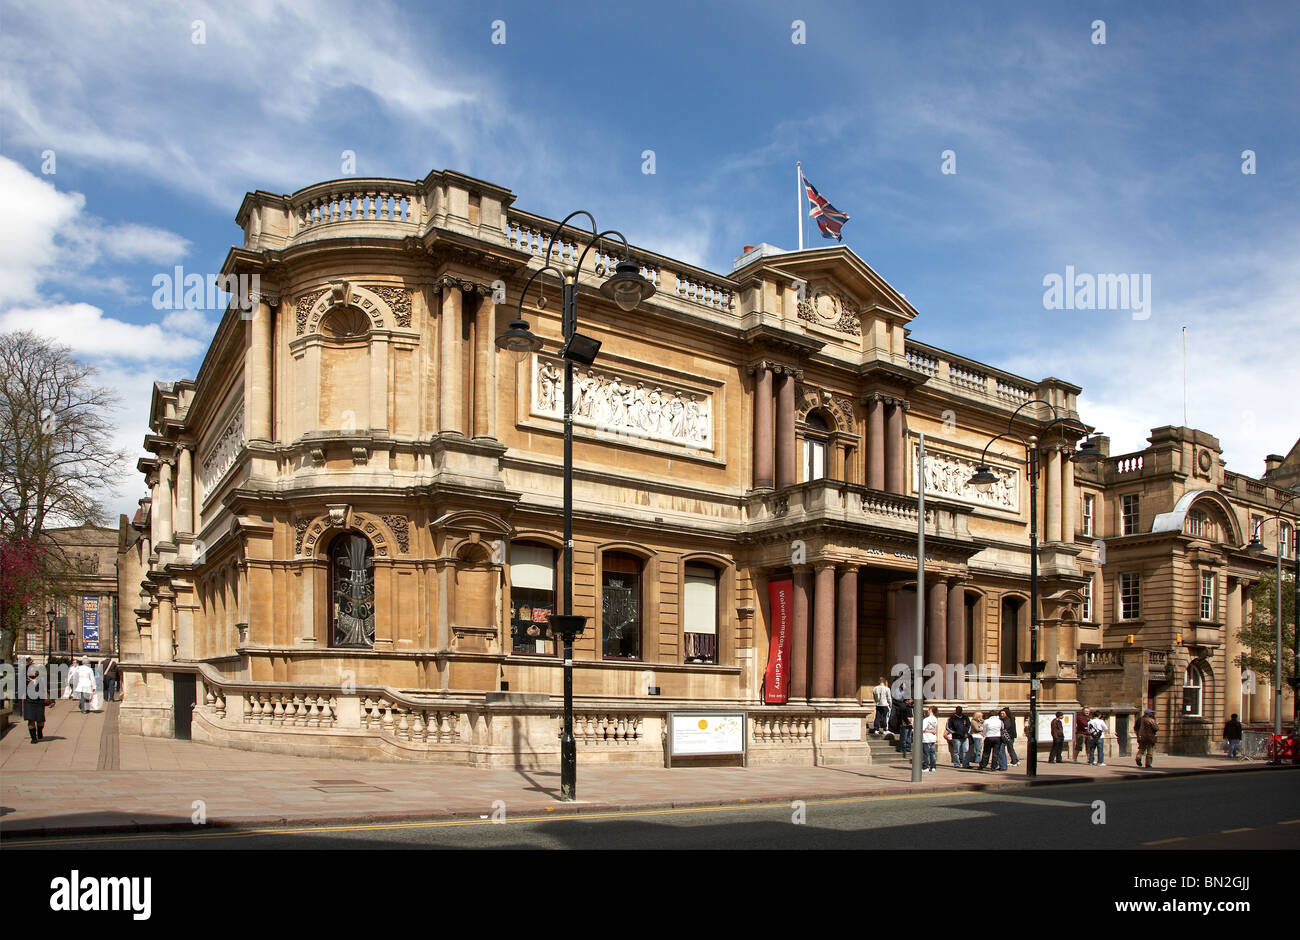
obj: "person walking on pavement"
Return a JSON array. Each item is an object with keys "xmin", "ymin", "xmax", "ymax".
[
  {"xmin": 946, "ymin": 706, "xmax": 971, "ymax": 768},
  {"xmin": 979, "ymin": 710, "xmax": 1004, "ymax": 771},
  {"xmin": 1086, "ymin": 711, "xmax": 1108, "ymax": 765},
  {"xmin": 1223, "ymin": 713, "xmax": 1244, "ymax": 759},
  {"xmin": 1074, "ymin": 707, "xmax": 1092, "ymax": 762},
  {"xmin": 1049, "ymin": 711, "xmax": 1066, "ymax": 763},
  {"xmin": 65, "ymin": 657, "xmax": 96, "ymax": 713},
  {"xmin": 22, "ymin": 661, "xmax": 54, "ymax": 743},
  {"xmin": 1003, "ymin": 707, "xmax": 1020, "ymax": 766},
  {"xmin": 872, "ymin": 677, "xmax": 892, "ymax": 736},
  {"xmin": 103, "ymin": 661, "xmax": 118, "ymax": 703},
  {"xmin": 921, "ymin": 706, "xmax": 939, "ymax": 772},
  {"xmin": 1135, "ymin": 709, "xmax": 1159, "ymax": 767},
  {"xmin": 969, "ymin": 710, "xmax": 985, "ymax": 768},
  {"xmin": 898, "ymin": 698, "xmax": 914, "ymax": 757}
]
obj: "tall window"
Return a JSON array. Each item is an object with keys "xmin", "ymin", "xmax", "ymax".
[
  {"xmin": 602, "ymin": 552, "xmax": 642, "ymax": 660},
  {"xmin": 1082, "ymin": 494, "xmax": 1096, "ymax": 536},
  {"xmin": 330, "ymin": 533, "xmax": 375, "ymax": 647},
  {"xmin": 1122, "ymin": 494, "xmax": 1140, "ymax": 535},
  {"xmin": 1187, "ymin": 509, "xmax": 1206, "ymax": 537},
  {"xmin": 510, "ymin": 542, "xmax": 556, "ymax": 655},
  {"xmin": 1081, "ymin": 576, "xmax": 1093, "ymax": 622},
  {"xmin": 1183, "ymin": 664, "xmax": 1204, "ymax": 717},
  {"xmin": 683, "ymin": 564, "xmax": 719, "ymax": 664},
  {"xmin": 1199, "ymin": 571, "xmax": 1215, "ymax": 620},
  {"xmin": 1282, "ymin": 523, "xmax": 1293, "ymax": 558},
  {"xmin": 1251, "ymin": 515, "xmax": 1263, "ymax": 541},
  {"xmin": 999, "ymin": 596, "xmax": 1022, "ymax": 676},
  {"xmin": 1120, "ymin": 572, "xmax": 1141, "ymax": 621},
  {"xmin": 802, "ymin": 412, "xmax": 829, "ymax": 482}
]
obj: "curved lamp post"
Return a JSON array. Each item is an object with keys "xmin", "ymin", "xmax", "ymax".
[
  {"xmin": 968, "ymin": 400, "xmax": 1100, "ymax": 777},
  {"xmin": 496, "ymin": 211, "xmax": 655, "ymax": 801},
  {"xmin": 1245, "ymin": 492, "xmax": 1299, "ymax": 740}
]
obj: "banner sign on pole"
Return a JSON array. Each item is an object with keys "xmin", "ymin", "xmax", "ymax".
[
  {"xmin": 81, "ymin": 596, "xmax": 100, "ymax": 652},
  {"xmin": 764, "ymin": 578, "xmax": 794, "ymax": 704}
]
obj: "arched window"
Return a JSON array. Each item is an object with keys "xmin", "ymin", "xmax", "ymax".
[
  {"xmin": 683, "ymin": 564, "xmax": 720, "ymax": 664},
  {"xmin": 510, "ymin": 542, "xmax": 557, "ymax": 655},
  {"xmin": 330, "ymin": 533, "xmax": 375, "ymax": 647},
  {"xmin": 601, "ymin": 552, "xmax": 643, "ymax": 660},
  {"xmin": 1183, "ymin": 664, "xmax": 1204, "ymax": 717},
  {"xmin": 802, "ymin": 411, "xmax": 830, "ymax": 482}
]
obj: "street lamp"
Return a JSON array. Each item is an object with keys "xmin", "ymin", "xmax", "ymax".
[
  {"xmin": 45, "ymin": 607, "xmax": 56, "ymax": 667},
  {"xmin": 1245, "ymin": 493, "xmax": 1299, "ymax": 739},
  {"xmin": 496, "ymin": 210, "xmax": 654, "ymax": 801},
  {"xmin": 969, "ymin": 401, "xmax": 1098, "ymax": 778}
]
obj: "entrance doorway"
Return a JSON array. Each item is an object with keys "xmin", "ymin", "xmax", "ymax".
[{"xmin": 173, "ymin": 673, "xmax": 196, "ymax": 740}]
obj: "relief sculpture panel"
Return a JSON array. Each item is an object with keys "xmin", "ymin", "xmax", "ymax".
[{"xmin": 913, "ymin": 444, "xmax": 1019, "ymax": 511}]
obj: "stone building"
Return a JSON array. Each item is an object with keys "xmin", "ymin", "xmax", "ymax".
[
  {"xmin": 13, "ymin": 524, "xmax": 119, "ymax": 668},
  {"xmin": 1075, "ymin": 430, "xmax": 1298, "ymax": 753},
  {"xmin": 116, "ymin": 166, "xmax": 1292, "ymax": 763}
]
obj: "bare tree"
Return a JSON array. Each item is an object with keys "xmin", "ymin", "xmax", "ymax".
[{"xmin": 0, "ymin": 331, "xmax": 129, "ymax": 663}]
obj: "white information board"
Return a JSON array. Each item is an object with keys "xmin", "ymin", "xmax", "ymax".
[
  {"xmin": 669, "ymin": 713, "xmax": 746, "ymax": 759},
  {"xmin": 1036, "ymin": 713, "xmax": 1074, "ymax": 742},
  {"xmin": 828, "ymin": 717, "xmax": 863, "ymax": 741}
]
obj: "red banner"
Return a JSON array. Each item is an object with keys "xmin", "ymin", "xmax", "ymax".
[{"xmin": 764, "ymin": 578, "xmax": 794, "ymax": 703}]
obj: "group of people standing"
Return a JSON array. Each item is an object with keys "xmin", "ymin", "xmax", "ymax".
[{"xmin": 17, "ymin": 658, "xmax": 120, "ymax": 745}]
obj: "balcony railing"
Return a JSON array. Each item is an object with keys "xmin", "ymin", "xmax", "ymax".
[
  {"xmin": 747, "ymin": 479, "xmax": 970, "ymax": 541},
  {"xmin": 904, "ymin": 342, "xmax": 1044, "ymax": 416}
]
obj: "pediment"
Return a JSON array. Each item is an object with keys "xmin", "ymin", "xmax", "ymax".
[{"xmin": 737, "ymin": 245, "xmax": 919, "ymax": 327}]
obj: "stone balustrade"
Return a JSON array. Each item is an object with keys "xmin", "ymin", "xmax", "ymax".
[
  {"xmin": 289, "ymin": 180, "xmax": 423, "ymax": 235},
  {"xmin": 747, "ymin": 479, "xmax": 969, "ymax": 541},
  {"xmin": 905, "ymin": 342, "xmax": 1045, "ymax": 417},
  {"xmin": 1111, "ymin": 453, "xmax": 1145, "ymax": 475}
]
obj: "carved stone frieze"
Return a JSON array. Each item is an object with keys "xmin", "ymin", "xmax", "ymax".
[
  {"xmin": 532, "ymin": 355, "xmax": 713, "ymax": 451},
  {"xmin": 797, "ymin": 286, "xmax": 862, "ymax": 336},
  {"xmin": 368, "ymin": 286, "xmax": 412, "ymax": 327},
  {"xmin": 198, "ymin": 404, "xmax": 244, "ymax": 498},
  {"xmin": 381, "ymin": 514, "xmax": 410, "ymax": 554},
  {"xmin": 915, "ymin": 445, "xmax": 1019, "ymax": 512},
  {"xmin": 295, "ymin": 287, "xmax": 329, "ymax": 335}
]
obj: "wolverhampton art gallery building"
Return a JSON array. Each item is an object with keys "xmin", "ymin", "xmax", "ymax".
[{"xmin": 115, "ymin": 167, "xmax": 1297, "ymax": 766}]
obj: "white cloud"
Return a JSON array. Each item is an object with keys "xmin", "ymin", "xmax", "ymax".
[
  {"xmin": 0, "ymin": 156, "xmax": 84, "ymax": 304},
  {"xmin": 0, "ymin": 303, "xmax": 207, "ymax": 361}
]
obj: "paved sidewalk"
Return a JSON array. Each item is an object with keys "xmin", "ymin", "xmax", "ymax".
[{"xmin": 0, "ymin": 704, "xmax": 1284, "ymax": 837}]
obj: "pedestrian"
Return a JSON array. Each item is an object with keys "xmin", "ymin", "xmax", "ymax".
[
  {"xmin": 946, "ymin": 706, "xmax": 971, "ymax": 768},
  {"xmin": 64, "ymin": 657, "xmax": 96, "ymax": 713},
  {"xmin": 969, "ymin": 710, "xmax": 985, "ymax": 768},
  {"xmin": 921, "ymin": 706, "xmax": 939, "ymax": 772},
  {"xmin": 22, "ymin": 661, "xmax": 54, "ymax": 744},
  {"xmin": 1086, "ymin": 711, "xmax": 1108, "ymax": 765},
  {"xmin": 1074, "ymin": 707, "xmax": 1092, "ymax": 762},
  {"xmin": 898, "ymin": 698, "xmax": 914, "ymax": 757},
  {"xmin": 1003, "ymin": 708, "xmax": 1020, "ymax": 766},
  {"xmin": 872, "ymin": 677, "xmax": 892, "ymax": 735},
  {"xmin": 1223, "ymin": 713, "xmax": 1243, "ymax": 759},
  {"xmin": 103, "ymin": 662, "xmax": 117, "ymax": 703},
  {"xmin": 1049, "ymin": 711, "xmax": 1066, "ymax": 763},
  {"xmin": 1135, "ymin": 709, "xmax": 1159, "ymax": 768},
  {"xmin": 979, "ymin": 710, "xmax": 1004, "ymax": 771}
]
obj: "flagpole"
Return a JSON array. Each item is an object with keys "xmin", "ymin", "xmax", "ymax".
[{"xmin": 796, "ymin": 161, "xmax": 804, "ymax": 251}]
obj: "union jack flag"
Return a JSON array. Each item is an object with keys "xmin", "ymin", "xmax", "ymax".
[{"xmin": 802, "ymin": 173, "xmax": 850, "ymax": 241}]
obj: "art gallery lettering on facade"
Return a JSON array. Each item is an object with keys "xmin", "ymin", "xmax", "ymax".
[{"xmin": 116, "ymin": 167, "xmax": 1297, "ymax": 765}]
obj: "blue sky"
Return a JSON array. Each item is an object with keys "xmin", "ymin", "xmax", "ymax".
[{"xmin": 2, "ymin": 0, "xmax": 1297, "ymax": 519}]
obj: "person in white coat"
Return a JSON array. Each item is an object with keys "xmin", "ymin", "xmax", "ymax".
[{"xmin": 64, "ymin": 658, "xmax": 98, "ymax": 713}]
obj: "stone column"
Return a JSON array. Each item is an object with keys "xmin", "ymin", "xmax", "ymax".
[
  {"xmin": 1045, "ymin": 445, "xmax": 1062, "ymax": 542},
  {"xmin": 835, "ymin": 565, "xmax": 859, "ymax": 698},
  {"xmin": 926, "ymin": 578, "xmax": 947, "ymax": 671},
  {"xmin": 1225, "ymin": 578, "xmax": 1243, "ymax": 720},
  {"xmin": 439, "ymin": 286, "xmax": 464, "ymax": 434},
  {"xmin": 776, "ymin": 369, "xmax": 797, "ymax": 489},
  {"xmin": 790, "ymin": 567, "xmax": 812, "ymax": 701},
  {"xmin": 1062, "ymin": 453, "xmax": 1076, "ymax": 542},
  {"xmin": 753, "ymin": 365, "xmax": 774, "ymax": 488},
  {"xmin": 156, "ymin": 459, "xmax": 174, "ymax": 544},
  {"xmin": 811, "ymin": 563, "xmax": 837, "ymax": 700},
  {"xmin": 947, "ymin": 579, "xmax": 966, "ymax": 672},
  {"xmin": 885, "ymin": 400, "xmax": 906, "ymax": 494},
  {"xmin": 247, "ymin": 297, "xmax": 273, "ymax": 441},
  {"xmin": 867, "ymin": 395, "xmax": 885, "ymax": 490},
  {"xmin": 176, "ymin": 447, "xmax": 193, "ymax": 535},
  {"xmin": 473, "ymin": 293, "xmax": 497, "ymax": 438}
]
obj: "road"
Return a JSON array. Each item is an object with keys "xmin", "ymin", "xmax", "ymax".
[{"xmin": 6, "ymin": 767, "xmax": 1298, "ymax": 850}]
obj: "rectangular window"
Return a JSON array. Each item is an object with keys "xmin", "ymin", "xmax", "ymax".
[
  {"xmin": 1282, "ymin": 524, "xmax": 1292, "ymax": 558},
  {"xmin": 1187, "ymin": 510, "xmax": 1205, "ymax": 537},
  {"xmin": 510, "ymin": 543, "xmax": 556, "ymax": 655},
  {"xmin": 1120, "ymin": 573, "xmax": 1141, "ymax": 621},
  {"xmin": 1082, "ymin": 494, "xmax": 1095, "ymax": 536},
  {"xmin": 25, "ymin": 630, "xmax": 39, "ymax": 651},
  {"xmin": 683, "ymin": 564, "xmax": 719, "ymax": 664},
  {"xmin": 1081, "ymin": 577, "xmax": 1093, "ymax": 622},
  {"xmin": 1199, "ymin": 571, "xmax": 1215, "ymax": 620},
  {"xmin": 602, "ymin": 553, "xmax": 642, "ymax": 660},
  {"xmin": 1122, "ymin": 494, "xmax": 1140, "ymax": 535},
  {"xmin": 803, "ymin": 438, "xmax": 826, "ymax": 482},
  {"xmin": 1252, "ymin": 515, "xmax": 1263, "ymax": 541}
]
